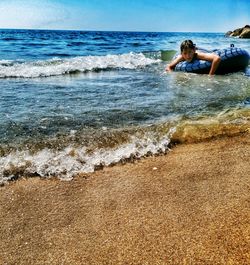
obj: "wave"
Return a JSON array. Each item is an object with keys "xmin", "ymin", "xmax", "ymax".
[
  {"xmin": 1, "ymin": 108, "xmax": 249, "ymax": 185},
  {"xmin": 67, "ymin": 41, "xmax": 87, "ymax": 47},
  {"xmin": 0, "ymin": 127, "xmax": 174, "ymax": 184},
  {"xmin": 1, "ymin": 37, "xmax": 22, "ymax": 41},
  {"xmin": 0, "ymin": 52, "xmax": 160, "ymax": 78}
]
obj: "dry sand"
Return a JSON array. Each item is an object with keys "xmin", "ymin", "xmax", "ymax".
[{"xmin": 0, "ymin": 134, "xmax": 249, "ymax": 265}]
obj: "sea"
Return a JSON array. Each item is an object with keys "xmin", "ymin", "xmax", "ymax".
[{"xmin": 0, "ymin": 29, "xmax": 249, "ymax": 184}]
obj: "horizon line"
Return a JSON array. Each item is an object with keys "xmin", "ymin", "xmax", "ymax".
[{"xmin": 0, "ymin": 27, "xmax": 226, "ymax": 34}]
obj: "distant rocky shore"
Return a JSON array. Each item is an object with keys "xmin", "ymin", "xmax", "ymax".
[{"xmin": 225, "ymin": 25, "xmax": 250, "ymax": 38}]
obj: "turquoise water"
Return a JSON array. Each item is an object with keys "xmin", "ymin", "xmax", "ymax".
[{"xmin": 0, "ymin": 30, "xmax": 249, "ymax": 183}]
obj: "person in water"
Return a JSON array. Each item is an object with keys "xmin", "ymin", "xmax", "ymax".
[{"xmin": 166, "ymin": 40, "xmax": 221, "ymax": 75}]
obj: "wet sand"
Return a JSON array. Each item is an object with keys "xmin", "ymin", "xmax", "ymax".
[{"xmin": 0, "ymin": 134, "xmax": 249, "ymax": 265}]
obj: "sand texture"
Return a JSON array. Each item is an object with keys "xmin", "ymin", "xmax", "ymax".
[{"xmin": 0, "ymin": 134, "xmax": 250, "ymax": 265}]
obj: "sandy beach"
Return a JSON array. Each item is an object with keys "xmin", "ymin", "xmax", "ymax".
[{"xmin": 0, "ymin": 133, "xmax": 249, "ymax": 265}]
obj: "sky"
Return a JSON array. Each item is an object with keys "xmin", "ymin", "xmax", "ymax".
[{"xmin": 0, "ymin": 0, "xmax": 249, "ymax": 32}]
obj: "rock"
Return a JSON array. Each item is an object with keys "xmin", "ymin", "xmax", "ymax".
[
  {"xmin": 230, "ymin": 27, "xmax": 243, "ymax": 37},
  {"xmin": 240, "ymin": 28, "xmax": 250, "ymax": 38},
  {"xmin": 225, "ymin": 31, "xmax": 232, "ymax": 36},
  {"xmin": 226, "ymin": 25, "xmax": 250, "ymax": 38}
]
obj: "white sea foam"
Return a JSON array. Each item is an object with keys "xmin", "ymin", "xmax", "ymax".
[
  {"xmin": 0, "ymin": 129, "xmax": 174, "ymax": 184},
  {"xmin": 0, "ymin": 53, "xmax": 160, "ymax": 78}
]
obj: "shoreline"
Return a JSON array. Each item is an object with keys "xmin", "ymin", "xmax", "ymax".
[{"xmin": 0, "ymin": 133, "xmax": 249, "ymax": 264}]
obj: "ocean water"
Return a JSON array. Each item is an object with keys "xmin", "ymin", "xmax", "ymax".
[{"xmin": 0, "ymin": 29, "xmax": 249, "ymax": 184}]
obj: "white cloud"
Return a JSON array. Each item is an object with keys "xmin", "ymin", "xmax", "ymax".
[{"xmin": 0, "ymin": 0, "xmax": 69, "ymax": 29}]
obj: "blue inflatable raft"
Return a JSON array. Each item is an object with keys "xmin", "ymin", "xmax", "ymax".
[{"xmin": 174, "ymin": 47, "xmax": 249, "ymax": 74}]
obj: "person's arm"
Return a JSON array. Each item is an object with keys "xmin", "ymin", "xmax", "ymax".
[
  {"xmin": 166, "ymin": 55, "xmax": 183, "ymax": 72},
  {"xmin": 197, "ymin": 52, "xmax": 221, "ymax": 75}
]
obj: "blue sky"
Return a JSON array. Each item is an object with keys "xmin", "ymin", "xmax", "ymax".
[{"xmin": 0, "ymin": 0, "xmax": 249, "ymax": 32}]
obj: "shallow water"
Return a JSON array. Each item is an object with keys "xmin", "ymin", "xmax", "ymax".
[{"xmin": 0, "ymin": 30, "xmax": 249, "ymax": 183}]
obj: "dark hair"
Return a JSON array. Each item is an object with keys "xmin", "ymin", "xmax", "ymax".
[{"xmin": 180, "ymin": 40, "xmax": 196, "ymax": 52}]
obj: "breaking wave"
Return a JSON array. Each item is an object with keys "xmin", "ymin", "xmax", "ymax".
[
  {"xmin": 0, "ymin": 53, "xmax": 160, "ymax": 78},
  {"xmin": 1, "ymin": 108, "xmax": 250, "ymax": 185},
  {"xmin": 0, "ymin": 127, "xmax": 174, "ymax": 184}
]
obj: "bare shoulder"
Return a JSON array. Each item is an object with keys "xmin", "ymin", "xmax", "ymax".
[
  {"xmin": 171, "ymin": 54, "xmax": 184, "ymax": 64},
  {"xmin": 197, "ymin": 52, "xmax": 219, "ymax": 61},
  {"xmin": 175, "ymin": 54, "xmax": 184, "ymax": 61}
]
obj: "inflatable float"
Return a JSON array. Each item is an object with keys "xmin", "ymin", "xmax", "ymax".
[{"xmin": 174, "ymin": 46, "xmax": 249, "ymax": 74}]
